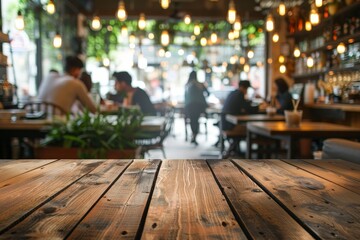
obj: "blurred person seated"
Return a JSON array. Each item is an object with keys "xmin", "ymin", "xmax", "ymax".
[
  {"xmin": 37, "ymin": 56, "xmax": 96, "ymax": 114},
  {"xmin": 111, "ymin": 71, "xmax": 156, "ymax": 116},
  {"xmin": 221, "ymin": 80, "xmax": 259, "ymax": 131},
  {"xmin": 273, "ymin": 77, "xmax": 293, "ymax": 114},
  {"xmin": 71, "ymin": 71, "xmax": 95, "ymax": 114},
  {"xmin": 220, "ymin": 80, "xmax": 259, "ymax": 157}
]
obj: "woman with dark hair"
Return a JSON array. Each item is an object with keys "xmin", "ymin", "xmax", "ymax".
[
  {"xmin": 274, "ymin": 77, "xmax": 293, "ymax": 114},
  {"xmin": 184, "ymin": 70, "xmax": 209, "ymax": 145}
]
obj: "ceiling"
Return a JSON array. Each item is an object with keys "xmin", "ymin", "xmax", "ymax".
[{"xmin": 73, "ymin": 0, "xmax": 265, "ymax": 22}]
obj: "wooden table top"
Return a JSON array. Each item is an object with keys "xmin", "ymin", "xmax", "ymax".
[
  {"xmin": 226, "ymin": 114, "xmax": 285, "ymax": 125},
  {"xmin": 247, "ymin": 121, "xmax": 360, "ymax": 137},
  {"xmin": 1, "ymin": 159, "xmax": 359, "ymax": 239},
  {"xmin": 0, "ymin": 119, "xmax": 53, "ymax": 130}
]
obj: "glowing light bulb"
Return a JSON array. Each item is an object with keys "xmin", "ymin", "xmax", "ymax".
[
  {"xmin": 184, "ymin": 14, "xmax": 191, "ymax": 24},
  {"xmin": 244, "ymin": 64, "xmax": 250, "ymax": 73},
  {"xmin": 15, "ymin": 11, "xmax": 25, "ymax": 30},
  {"xmin": 160, "ymin": 0, "xmax": 171, "ymax": 9},
  {"xmin": 200, "ymin": 37, "xmax": 207, "ymax": 46},
  {"xmin": 211, "ymin": 33, "xmax": 218, "ymax": 44},
  {"xmin": 272, "ymin": 33, "xmax": 279, "ymax": 43},
  {"xmin": 247, "ymin": 50, "xmax": 254, "ymax": 59},
  {"xmin": 91, "ymin": 16, "xmax": 102, "ymax": 31},
  {"xmin": 194, "ymin": 24, "xmax": 200, "ymax": 35},
  {"xmin": 138, "ymin": 13, "xmax": 146, "ymax": 30},
  {"xmin": 53, "ymin": 32, "xmax": 62, "ymax": 48},
  {"xmin": 266, "ymin": 14, "xmax": 274, "ymax": 32},
  {"xmin": 234, "ymin": 15, "xmax": 242, "ymax": 31},
  {"xmin": 310, "ymin": 7, "xmax": 320, "ymax": 26},
  {"xmin": 336, "ymin": 42, "xmax": 346, "ymax": 54},
  {"xmin": 278, "ymin": 55, "xmax": 285, "ymax": 63},
  {"xmin": 279, "ymin": 64, "xmax": 286, "ymax": 73},
  {"xmin": 117, "ymin": 1, "xmax": 127, "ymax": 21},
  {"xmin": 121, "ymin": 26, "xmax": 128, "ymax": 37},
  {"xmin": 315, "ymin": 0, "xmax": 322, "ymax": 8},
  {"xmin": 293, "ymin": 47, "xmax": 301, "ymax": 58},
  {"xmin": 305, "ymin": 20, "xmax": 312, "ymax": 31},
  {"xmin": 307, "ymin": 56, "xmax": 314, "ymax": 68},
  {"xmin": 278, "ymin": 1, "xmax": 286, "ymax": 16},
  {"xmin": 227, "ymin": 0, "xmax": 236, "ymax": 24},
  {"xmin": 46, "ymin": 0, "xmax": 55, "ymax": 15},
  {"xmin": 161, "ymin": 30, "xmax": 170, "ymax": 46}
]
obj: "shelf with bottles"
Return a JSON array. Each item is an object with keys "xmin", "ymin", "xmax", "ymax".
[
  {"xmin": 287, "ymin": 1, "xmax": 360, "ymax": 39},
  {"xmin": 293, "ymin": 38, "xmax": 360, "ymax": 79}
]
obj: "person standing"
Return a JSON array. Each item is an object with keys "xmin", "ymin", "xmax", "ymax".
[
  {"xmin": 38, "ymin": 56, "xmax": 96, "ymax": 114},
  {"xmin": 184, "ymin": 70, "xmax": 209, "ymax": 145},
  {"xmin": 112, "ymin": 71, "xmax": 156, "ymax": 116}
]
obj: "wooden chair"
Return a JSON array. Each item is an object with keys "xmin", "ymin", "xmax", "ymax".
[
  {"xmin": 21, "ymin": 101, "xmax": 67, "ymax": 118},
  {"xmin": 136, "ymin": 107, "xmax": 175, "ymax": 158}
]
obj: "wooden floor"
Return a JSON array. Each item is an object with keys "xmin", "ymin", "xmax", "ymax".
[{"xmin": 0, "ymin": 159, "xmax": 359, "ymax": 239}]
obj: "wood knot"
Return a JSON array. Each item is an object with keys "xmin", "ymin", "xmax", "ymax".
[
  {"xmin": 43, "ymin": 207, "xmax": 57, "ymax": 214},
  {"xmin": 152, "ymin": 223, "xmax": 157, "ymax": 229},
  {"xmin": 121, "ymin": 231, "xmax": 128, "ymax": 235},
  {"xmin": 222, "ymin": 222, "xmax": 227, "ymax": 227}
]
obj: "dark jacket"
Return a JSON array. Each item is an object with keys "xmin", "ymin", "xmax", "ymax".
[
  {"xmin": 221, "ymin": 90, "xmax": 258, "ymax": 130},
  {"xmin": 133, "ymin": 87, "xmax": 156, "ymax": 116}
]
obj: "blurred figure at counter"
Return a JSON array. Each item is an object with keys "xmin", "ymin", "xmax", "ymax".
[
  {"xmin": 273, "ymin": 77, "xmax": 293, "ymax": 114},
  {"xmin": 112, "ymin": 71, "xmax": 156, "ymax": 116},
  {"xmin": 37, "ymin": 56, "xmax": 96, "ymax": 114}
]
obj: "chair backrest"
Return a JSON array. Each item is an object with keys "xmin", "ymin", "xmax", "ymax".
[
  {"xmin": 21, "ymin": 101, "xmax": 67, "ymax": 118},
  {"xmin": 159, "ymin": 107, "xmax": 175, "ymax": 144}
]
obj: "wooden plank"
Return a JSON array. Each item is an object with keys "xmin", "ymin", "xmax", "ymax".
[
  {"xmin": 68, "ymin": 160, "xmax": 160, "ymax": 239},
  {"xmin": 142, "ymin": 160, "xmax": 247, "ymax": 239},
  {"xmin": 234, "ymin": 159, "xmax": 360, "ymax": 239},
  {"xmin": 0, "ymin": 160, "xmax": 57, "ymax": 183},
  {"xmin": 0, "ymin": 159, "xmax": 105, "ymax": 232},
  {"xmin": 302, "ymin": 159, "xmax": 360, "ymax": 181},
  {"xmin": 208, "ymin": 160, "xmax": 314, "ymax": 239},
  {"xmin": 283, "ymin": 159, "xmax": 360, "ymax": 195},
  {"xmin": 1, "ymin": 159, "xmax": 132, "ymax": 239}
]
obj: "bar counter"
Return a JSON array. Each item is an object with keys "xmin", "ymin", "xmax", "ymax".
[{"xmin": 0, "ymin": 159, "xmax": 359, "ymax": 239}]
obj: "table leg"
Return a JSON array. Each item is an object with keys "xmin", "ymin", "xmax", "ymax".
[
  {"xmin": 287, "ymin": 137, "xmax": 295, "ymax": 159},
  {"xmin": 246, "ymin": 129, "xmax": 252, "ymax": 159}
]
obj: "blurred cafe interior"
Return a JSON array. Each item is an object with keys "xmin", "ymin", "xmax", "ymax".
[{"xmin": 0, "ymin": 0, "xmax": 360, "ymax": 161}]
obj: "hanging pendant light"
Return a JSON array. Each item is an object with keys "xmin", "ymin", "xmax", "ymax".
[
  {"xmin": 184, "ymin": 14, "xmax": 191, "ymax": 24},
  {"xmin": 266, "ymin": 14, "xmax": 274, "ymax": 32},
  {"xmin": 233, "ymin": 15, "xmax": 242, "ymax": 31},
  {"xmin": 307, "ymin": 56, "xmax": 314, "ymax": 68},
  {"xmin": 278, "ymin": 1, "xmax": 286, "ymax": 16},
  {"xmin": 272, "ymin": 32, "xmax": 280, "ymax": 43},
  {"xmin": 161, "ymin": 30, "xmax": 170, "ymax": 46},
  {"xmin": 293, "ymin": 46, "xmax": 301, "ymax": 58},
  {"xmin": 194, "ymin": 24, "xmax": 200, "ymax": 35},
  {"xmin": 53, "ymin": 31, "xmax": 62, "ymax": 48},
  {"xmin": 15, "ymin": 10, "xmax": 25, "ymax": 30},
  {"xmin": 227, "ymin": 0, "xmax": 236, "ymax": 24},
  {"xmin": 211, "ymin": 32, "xmax": 218, "ymax": 44},
  {"xmin": 315, "ymin": 0, "xmax": 323, "ymax": 8},
  {"xmin": 46, "ymin": 0, "xmax": 56, "ymax": 15},
  {"xmin": 117, "ymin": 0, "xmax": 127, "ymax": 21},
  {"xmin": 336, "ymin": 42, "xmax": 346, "ymax": 54},
  {"xmin": 121, "ymin": 25, "xmax": 128, "ymax": 37},
  {"xmin": 200, "ymin": 37, "xmax": 207, "ymax": 46},
  {"xmin": 279, "ymin": 64, "xmax": 287, "ymax": 73},
  {"xmin": 228, "ymin": 30, "xmax": 234, "ymax": 40},
  {"xmin": 138, "ymin": 13, "xmax": 146, "ymax": 30},
  {"xmin": 247, "ymin": 50, "xmax": 254, "ymax": 59},
  {"xmin": 160, "ymin": 0, "xmax": 171, "ymax": 9},
  {"xmin": 310, "ymin": 5, "xmax": 320, "ymax": 26},
  {"xmin": 233, "ymin": 30, "xmax": 240, "ymax": 39},
  {"xmin": 91, "ymin": 16, "xmax": 102, "ymax": 31},
  {"xmin": 305, "ymin": 20, "xmax": 312, "ymax": 31}
]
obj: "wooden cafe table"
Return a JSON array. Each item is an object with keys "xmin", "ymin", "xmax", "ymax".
[
  {"xmin": 225, "ymin": 113, "xmax": 285, "ymax": 125},
  {"xmin": 246, "ymin": 121, "xmax": 360, "ymax": 159},
  {"xmin": 0, "ymin": 159, "xmax": 359, "ymax": 239}
]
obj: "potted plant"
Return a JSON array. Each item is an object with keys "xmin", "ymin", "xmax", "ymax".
[{"xmin": 35, "ymin": 108, "xmax": 143, "ymax": 159}]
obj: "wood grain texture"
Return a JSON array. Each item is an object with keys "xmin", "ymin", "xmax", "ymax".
[
  {"xmin": 302, "ymin": 159, "xmax": 360, "ymax": 181},
  {"xmin": 283, "ymin": 159, "xmax": 360, "ymax": 195},
  {"xmin": 0, "ymin": 160, "xmax": 57, "ymax": 183},
  {"xmin": 1, "ymin": 159, "xmax": 132, "ymax": 239},
  {"xmin": 0, "ymin": 159, "xmax": 105, "ymax": 232},
  {"xmin": 142, "ymin": 160, "xmax": 247, "ymax": 240},
  {"xmin": 208, "ymin": 159, "xmax": 314, "ymax": 239},
  {"xmin": 68, "ymin": 160, "xmax": 160, "ymax": 240},
  {"xmin": 234, "ymin": 159, "xmax": 360, "ymax": 240}
]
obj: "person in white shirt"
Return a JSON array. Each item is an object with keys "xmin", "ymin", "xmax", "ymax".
[{"xmin": 37, "ymin": 56, "xmax": 96, "ymax": 114}]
